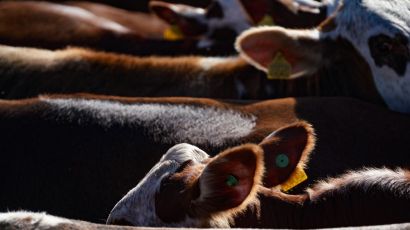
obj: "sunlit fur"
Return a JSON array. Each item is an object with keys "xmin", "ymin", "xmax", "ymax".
[
  {"xmin": 323, "ymin": 0, "xmax": 410, "ymax": 113},
  {"xmin": 107, "ymin": 143, "xmax": 265, "ymax": 227},
  {"xmin": 0, "ymin": 211, "xmax": 71, "ymax": 228}
]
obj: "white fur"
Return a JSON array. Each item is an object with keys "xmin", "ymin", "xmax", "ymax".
[
  {"xmin": 0, "ymin": 211, "xmax": 71, "ymax": 228},
  {"xmin": 198, "ymin": 57, "xmax": 233, "ymax": 71},
  {"xmin": 40, "ymin": 97, "xmax": 256, "ymax": 148},
  {"xmin": 107, "ymin": 143, "xmax": 212, "ymax": 227},
  {"xmin": 196, "ymin": 0, "xmax": 253, "ymax": 48},
  {"xmin": 322, "ymin": 0, "xmax": 410, "ymax": 113}
]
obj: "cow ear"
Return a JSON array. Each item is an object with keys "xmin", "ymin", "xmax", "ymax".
[
  {"xmin": 190, "ymin": 144, "xmax": 264, "ymax": 216},
  {"xmin": 258, "ymin": 121, "xmax": 315, "ymax": 188},
  {"xmin": 235, "ymin": 26, "xmax": 322, "ymax": 79},
  {"xmin": 150, "ymin": 1, "xmax": 208, "ymax": 37}
]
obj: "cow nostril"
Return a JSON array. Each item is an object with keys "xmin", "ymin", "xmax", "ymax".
[{"xmin": 108, "ymin": 218, "xmax": 134, "ymax": 226}]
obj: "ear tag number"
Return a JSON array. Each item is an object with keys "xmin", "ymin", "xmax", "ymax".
[
  {"xmin": 226, "ymin": 175, "xmax": 239, "ymax": 187},
  {"xmin": 280, "ymin": 166, "xmax": 308, "ymax": 192},
  {"xmin": 163, "ymin": 25, "xmax": 184, "ymax": 41},
  {"xmin": 275, "ymin": 154, "xmax": 289, "ymax": 168},
  {"xmin": 257, "ymin": 15, "xmax": 275, "ymax": 26},
  {"xmin": 267, "ymin": 52, "xmax": 292, "ymax": 80}
]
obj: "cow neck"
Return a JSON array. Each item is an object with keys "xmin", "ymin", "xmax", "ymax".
[
  {"xmin": 260, "ymin": 37, "xmax": 385, "ymax": 105},
  {"xmin": 233, "ymin": 188, "xmax": 306, "ymax": 228},
  {"xmin": 316, "ymin": 36, "xmax": 385, "ymax": 105},
  {"xmin": 234, "ymin": 178, "xmax": 410, "ymax": 229}
]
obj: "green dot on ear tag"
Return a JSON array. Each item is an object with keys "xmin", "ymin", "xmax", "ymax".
[
  {"xmin": 276, "ymin": 154, "xmax": 289, "ymax": 168},
  {"xmin": 226, "ymin": 175, "xmax": 239, "ymax": 187}
]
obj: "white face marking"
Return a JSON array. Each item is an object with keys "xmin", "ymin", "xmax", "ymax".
[
  {"xmin": 322, "ymin": 0, "xmax": 410, "ymax": 113},
  {"xmin": 0, "ymin": 211, "xmax": 71, "ymax": 228},
  {"xmin": 208, "ymin": 0, "xmax": 253, "ymax": 34},
  {"xmin": 107, "ymin": 143, "xmax": 210, "ymax": 227},
  {"xmin": 194, "ymin": 0, "xmax": 253, "ymax": 48}
]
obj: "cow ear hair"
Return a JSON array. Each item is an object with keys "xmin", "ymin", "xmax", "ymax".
[
  {"xmin": 258, "ymin": 121, "xmax": 315, "ymax": 187},
  {"xmin": 190, "ymin": 144, "xmax": 264, "ymax": 216},
  {"xmin": 236, "ymin": 26, "xmax": 322, "ymax": 79}
]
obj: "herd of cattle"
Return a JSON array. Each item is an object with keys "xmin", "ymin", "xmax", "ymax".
[{"xmin": 0, "ymin": 0, "xmax": 409, "ymax": 229}]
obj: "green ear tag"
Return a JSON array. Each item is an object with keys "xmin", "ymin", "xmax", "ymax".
[
  {"xmin": 267, "ymin": 52, "xmax": 292, "ymax": 80},
  {"xmin": 226, "ymin": 175, "xmax": 239, "ymax": 187},
  {"xmin": 275, "ymin": 154, "xmax": 289, "ymax": 168}
]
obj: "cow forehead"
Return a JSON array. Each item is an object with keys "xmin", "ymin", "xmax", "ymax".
[
  {"xmin": 211, "ymin": 0, "xmax": 251, "ymax": 32},
  {"xmin": 326, "ymin": 0, "xmax": 410, "ymax": 43},
  {"xmin": 108, "ymin": 144, "xmax": 209, "ymax": 227}
]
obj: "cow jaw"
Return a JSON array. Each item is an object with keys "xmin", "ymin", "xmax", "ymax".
[
  {"xmin": 107, "ymin": 143, "xmax": 264, "ymax": 228},
  {"xmin": 236, "ymin": 0, "xmax": 410, "ymax": 113},
  {"xmin": 322, "ymin": 0, "xmax": 410, "ymax": 113}
]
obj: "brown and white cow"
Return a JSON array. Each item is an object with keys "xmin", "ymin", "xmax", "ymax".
[
  {"xmin": 236, "ymin": 0, "xmax": 410, "ymax": 113},
  {"xmin": 1, "ymin": 94, "xmax": 409, "ymax": 222},
  {"xmin": 0, "ymin": 1, "xmax": 212, "ymax": 56},
  {"xmin": 1, "ymin": 211, "xmax": 409, "ymax": 230},
  {"xmin": 1, "ymin": 0, "xmax": 409, "ymax": 112},
  {"xmin": 150, "ymin": 0, "xmax": 332, "ymax": 49},
  {"xmin": 106, "ymin": 131, "xmax": 410, "ymax": 228}
]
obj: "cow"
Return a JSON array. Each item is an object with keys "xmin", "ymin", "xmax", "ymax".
[
  {"xmin": 0, "ymin": 211, "xmax": 409, "ymax": 230},
  {"xmin": 106, "ymin": 136, "xmax": 410, "ymax": 228},
  {"xmin": 0, "ymin": 94, "xmax": 409, "ymax": 222},
  {"xmin": 0, "ymin": 1, "xmax": 216, "ymax": 56},
  {"xmin": 1, "ymin": 0, "xmax": 409, "ymax": 112},
  {"xmin": 150, "ymin": 0, "xmax": 331, "ymax": 50},
  {"xmin": 235, "ymin": 0, "xmax": 410, "ymax": 113}
]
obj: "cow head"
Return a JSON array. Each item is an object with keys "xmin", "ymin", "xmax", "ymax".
[
  {"xmin": 150, "ymin": 0, "xmax": 327, "ymax": 49},
  {"xmin": 106, "ymin": 122, "xmax": 315, "ymax": 227},
  {"xmin": 236, "ymin": 0, "xmax": 410, "ymax": 113}
]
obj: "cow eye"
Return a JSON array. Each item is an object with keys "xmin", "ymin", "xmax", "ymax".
[
  {"xmin": 377, "ymin": 41, "xmax": 393, "ymax": 55},
  {"xmin": 175, "ymin": 160, "xmax": 193, "ymax": 173}
]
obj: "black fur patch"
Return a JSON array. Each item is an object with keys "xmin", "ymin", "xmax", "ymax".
[{"xmin": 368, "ymin": 33, "xmax": 410, "ymax": 76}]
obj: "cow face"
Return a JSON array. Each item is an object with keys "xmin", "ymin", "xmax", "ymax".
[
  {"xmin": 236, "ymin": 0, "xmax": 410, "ymax": 113},
  {"xmin": 151, "ymin": 0, "xmax": 327, "ymax": 49},
  {"xmin": 107, "ymin": 143, "xmax": 264, "ymax": 227},
  {"xmin": 150, "ymin": 0, "xmax": 252, "ymax": 48},
  {"xmin": 107, "ymin": 122, "xmax": 315, "ymax": 227}
]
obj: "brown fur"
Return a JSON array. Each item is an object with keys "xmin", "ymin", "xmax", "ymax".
[
  {"xmin": 0, "ymin": 45, "xmax": 264, "ymax": 99},
  {"xmin": 0, "ymin": 39, "xmax": 386, "ymax": 105},
  {"xmin": 235, "ymin": 168, "xmax": 410, "ymax": 228},
  {"xmin": 0, "ymin": 1, "xmax": 167, "ymax": 53},
  {"xmin": 1, "ymin": 94, "xmax": 410, "ymax": 222}
]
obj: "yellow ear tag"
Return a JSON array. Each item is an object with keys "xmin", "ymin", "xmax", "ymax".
[
  {"xmin": 267, "ymin": 52, "xmax": 292, "ymax": 80},
  {"xmin": 257, "ymin": 15, "xmax": 275, "ymax": 26},
  {"xmin": 280, "ymin": 166, "xmax": 308, "ymax": 192},
  {"xmin": 163, "ymin": 25, "xmax": 184, "ymax": 41}
]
